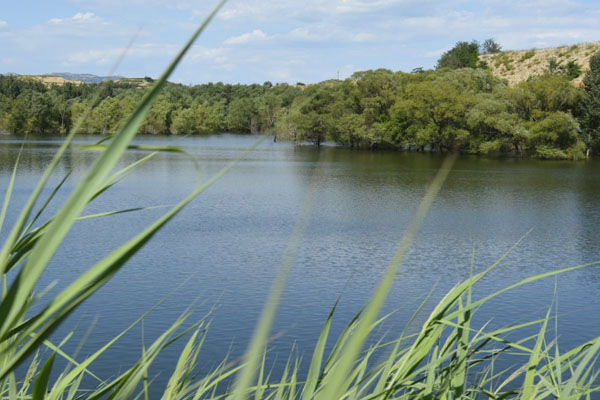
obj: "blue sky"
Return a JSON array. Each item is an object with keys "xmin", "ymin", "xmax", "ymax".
[{"xmin": 1, "ymin": 0, "xmax": 600, "ymax": 84}]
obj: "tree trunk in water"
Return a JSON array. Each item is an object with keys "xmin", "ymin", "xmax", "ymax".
[{"xmin": 586, "ymin": 147, "xmax": 591, "ymax": 159}]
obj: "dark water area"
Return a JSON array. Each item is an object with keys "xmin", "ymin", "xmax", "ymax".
[{"xmin": 1, "ymin": 134, "xmax": 600, "ymax": 394}]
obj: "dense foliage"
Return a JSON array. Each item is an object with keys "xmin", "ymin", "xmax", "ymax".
[
  {"xmin": 276, "ymin": 68, "xmax": 593, "ymax": 159},
  {"xmin": 1, "ymin": 52, "xmax": 599, "ymax": 159},
  {"xmin": 436, "ymin": 41, "xmax": 481, "ymax": 69},
  {"xmin": 580, "ymin": 52, "xmax": 600, "ymax": 157},
  {"xmin": 0, "ymin": 77, "xmax": 301, "ymax": 137}
]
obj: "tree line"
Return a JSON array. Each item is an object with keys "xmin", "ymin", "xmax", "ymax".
[
  {"xmin": 1, "ymin": 49, "xmax": 599, "ymax": 159},
  {"xmin": 0, "ymin": 78, "xmax": 301, "ymax": 137}
]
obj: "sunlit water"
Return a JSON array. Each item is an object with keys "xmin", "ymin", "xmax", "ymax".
[{"xmin": 1, "ymin": 134, "xmax": 600, "ymax": 394}]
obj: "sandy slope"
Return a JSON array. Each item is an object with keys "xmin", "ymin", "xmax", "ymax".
[
  {"xmin": 479, "ymin": 41, "xmax": 600, "ymax": 86},
  {"xmin": 21, "ymin": 75, "xmax": 83, "ymax": 86}
]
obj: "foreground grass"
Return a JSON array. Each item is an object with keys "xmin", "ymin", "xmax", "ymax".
[{"xmin": 2, "ymin": 3, "xmax": 600, "ymax": 399}]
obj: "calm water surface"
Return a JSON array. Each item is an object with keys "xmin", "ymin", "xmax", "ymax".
[{"xmin": 1, "ymin": 134, "xmax": 600, "ymax": 392}]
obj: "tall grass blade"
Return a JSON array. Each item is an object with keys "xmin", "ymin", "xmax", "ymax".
[
  {"xmin": 521, "ymin": 305, "xmax": 552, "ymax": 398},
  {"xmin": 228, "ymin": 144, "xmax": 327, "ymax": 400},
  {"xmin": 32, "ymin": 352, "xmax": 55, "ymax": 400},
  {"xmin": 0, "ymin": 0, "xmax": 226, "ymax": 379},
  {"xmin": 0, "ymin": 142, "xmax": 23, "ymax": 237},
  {"xmin": 0, "ymin": 0, "xmax": 226, "ymax": 342},
  {"xmin": 315, "ymin": 153, "xmax": 457, "ymax": 400},
  {"xmin": 301, "ymin": 298, "xmax": 340, "ymax": 400}
]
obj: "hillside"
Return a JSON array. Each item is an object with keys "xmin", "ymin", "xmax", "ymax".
[
  {"xmin": 21, "ymin": 75, "xmax": 84, "ymax": 85},
  {"xmin": 113, "ymin": 77, "xmax": 154, "ymax": 87},
  {"xmin": 50, "ymin": 72, "xmax": 124, "ymax": 83},
  {"xmin": 3, "ymin": 72, "xmax": 127, "ymax": 86},
  {"xmin": 6, "ymin": 73, "xmax": 153, "ymax": 87},
  {"xmin": 479, "ymin": 41, "xmax": 600, "ymax": 86}
]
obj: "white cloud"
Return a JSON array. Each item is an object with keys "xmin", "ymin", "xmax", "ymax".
[
  {"xmin": 532, "ymin": 30, "xmax": 588, "ymax": 40},
  {"xmin": 215, "ymin": 0, "xmax": 405, "ymax": 21},
  {"xmin": 49, "ymin": 12, "xmax": 105, "ymax": 25},
  {"xmin": 67, "ymin": 43, "xmax": 174, "ymax": 64},
  {"xmin": 270, "ymin": 69, "xmax": 291, "ymax": 79},
  {"xmin": 5, "ymin": 11, "xmax": 139, "ymax": 53},
  {"xmin": 23, "ymin": 11, "xmax": 120, "ymax": 43},
  {"xmin": 353, "ymin": 32, "xmax": 376, "ymax": 42},
  {"xmin": 338, "ymin": 63, "xmax": 357, "ymax": 79},
  {"xmin": 66, "ymin": 43, "xmax": 227, "ymax": 65},
  {"xmin": 224, "ymin": 29, "xmax": 268, "ymax": 45},
  {"xmin": 423, "ymin": 47, "xmax": 450, "ymax": 58},
  {"xmin": 286, "ymin": 27, "xmax": 314, "ymax": 41},
  {"xmin": 6, "ymin": 0, "xmax": 600, "ymax": 83},
  {"xmin": 285, "ymin": 26, "xmax": 375, "ymax": 43},
  {"xmin": 67, "ymin": 48, "xmax": 123, "ymax": 64},
  {"xmin": 0, "ymin": 57, "xmax": 15, "ymax": 65},
  {"xmin": 334, "ymin": 0, "xmax": 402, "ymax": 13},
  {"xmin": 188, "ymin": 46, "xmax": 228, "ymax": 62}
]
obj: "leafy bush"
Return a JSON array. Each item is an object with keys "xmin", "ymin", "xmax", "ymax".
[
  {"xmin": 564, "ymin": 61, "xmax": 582, "ymax": 79},
  {"xmin": 519, "ymin": 50, "xmax": 536, "ymax": 62},
  {"xmin": 547, "ymin": 58, "xmax": 561, "ymax": 74},
  {"xmin": 566, "ymin": 141, "xmax": 587, "ymax": 159},
  {"xmin": 529, "ymin": 111, "xmax": 579, "ymax": 149},
  {"xmin": 534, "ymin": 144, "xmax": 568, "ymax": 159}
]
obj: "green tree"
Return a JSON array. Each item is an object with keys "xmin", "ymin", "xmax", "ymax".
[
  {"xmin": 294, "ymin": 111, "xmax": 329, "ymax": 146},
  {"xmin": 436, "ymin": 68, "xmax": 503, "ymax": 93},
  {"xmin": 227, "ymin": 97, "xmax": 258, "ymax": 133},
  {"xmin": 437, "ymin": 41, "xmax": 480, "ymax": 70},
  {"xmin": 529, "ymin": 112, "xmax": 581, "ymax": 159},
  {"xmin": 142, "ymin": 95, "xmax": 174, "ymax": 134},
  {"xmin": 50, "ymin": 92, "xmax": 71, "ymax": 134},
  {"xmin": 580, "ymin": 51, "xmax": 600, "ymax": 157},
  {"xmin": 331, "ymin": 113, "xmax": 365, "ymax": 147},
  {"xmin": 509, "ymin": 75, "xmax": 582, "ymax": 116},
  {"xmin": 467, "ymin": 94, "xmax": 527, "ymax": 154},
  {"xmin": 0, "ymin": 94, "xmax": 9, "ymax": 133},
  {"xmin": 390, "ymin": 80, "xmax": 473, "ymax": 151},
  {"xmin": 90, "ymin": 97, "xmax": 122, "ymax": 135},
  {"xmin": 564, "ymin": 61, "xmax": 582, "ymax": 80},
  {"xmin": 258, "ymin": 93, "xmax": 282, "ymax": 132},
  {"xmin": 481, "ymin": 38, "xmax": 502, "ymax": 54}
]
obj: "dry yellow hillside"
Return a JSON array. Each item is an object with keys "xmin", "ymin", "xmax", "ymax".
[
  {"xmin": 479, "ymin": 41, "xmax": 600, "ymax": 86},
  {"xmin": 20, "ymin": 75, "xmax": 83, "ymax": 86}
]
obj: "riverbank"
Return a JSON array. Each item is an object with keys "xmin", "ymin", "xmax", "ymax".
[{"xmin": 3, "ymin": 58, "xmax": 600, "ymax": 160}]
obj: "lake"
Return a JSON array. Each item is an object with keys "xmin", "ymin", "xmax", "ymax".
[{"xmin": 1, "ymin": 134, "xmax": 600, "ymax": 393}]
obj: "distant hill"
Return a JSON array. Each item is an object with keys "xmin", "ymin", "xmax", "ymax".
[
  {"xmin": 479, "ymin": 41, "xmax": 600, "ymax": 86},
  {"xmin": 2, "ymin": 72, "xmax": 129, "ymax": 86},
  {"xmin": 13, "ymin": 75, "xmax": 84, "ymax": 85},
  {"xmin": 49, "ymin": 72, "xmax": 124, "ymax": 83}
]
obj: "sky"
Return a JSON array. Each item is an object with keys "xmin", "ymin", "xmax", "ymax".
[{"xmin": 1, "ymin": 0, "xmax": 600, "ymax": 84}]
